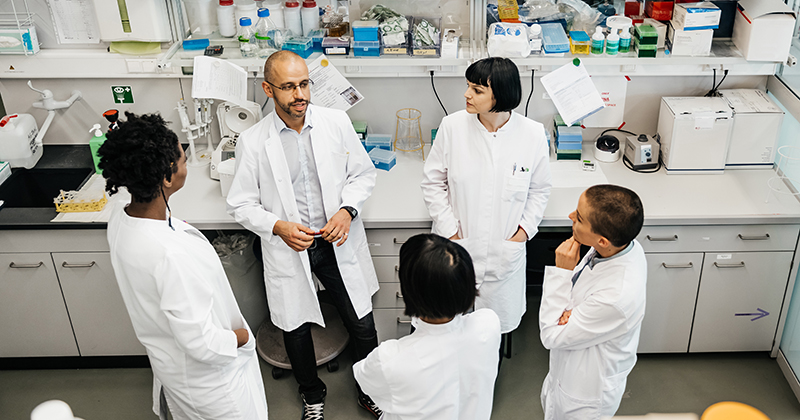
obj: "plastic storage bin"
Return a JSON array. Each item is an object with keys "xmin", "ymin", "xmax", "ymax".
[
  {"xmin": 541, "ymin": 22, "xmax": 570, "ymax": 54},
  {"xmin": 308, "ymin": 29, "xmax": 325, "ymax": 52},
  {"xmin": 365, "ymin": 134, "xmax": 392, "ymax": 152},
  {"xmin": 353, "ymin": 41, "xmax": 380, "ymax": 57},
  {"xmin": 281, "ymin": 37, "xmax": 312, "ymax": 58},
  {"xmin": 368, "ymin": 148, "xmax": 396, "ymax": 171},
  {"xmin": 381, "ymin": 16, "xmax": 411, "ymax": 55},
  {"xmin": 410, "ymin": 16, "xmax": 441, "ymax": 57},
  {"xmin": 322, "ymin": 37, "xmax": 350, "ymax": 55},
  {"xmin": 352, "ymin": 20, "xmax": 379, "ymax": 41}
]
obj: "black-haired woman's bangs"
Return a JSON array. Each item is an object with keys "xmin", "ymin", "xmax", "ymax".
[{"xmin": 466, "ymin": 59, "xmax": 493, "ymax": 87}]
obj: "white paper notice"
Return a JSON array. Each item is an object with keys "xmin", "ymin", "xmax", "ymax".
[
  {"xmin": 693, "ymin": 112, "xmax": 716, "ymax": 130},
  {"xmin": 191, "ymin": 56, "xmax": 248, "ymax": 105},
  {"xmin": 541, "ymin": 60, "xmax": 605, "ymax": 127},
  {"xmin": 308, "ymin": 55, "xmax": 364, "ymax": 111},
  {"xmin": 582, "ymin": 76, "xmax": 628, "ymax": 128},
  {"xmin": 46, "ymin": 0, "xmax": 101, "ymax": 44}
]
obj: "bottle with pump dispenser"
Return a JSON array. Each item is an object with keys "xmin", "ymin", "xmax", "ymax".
[
  {"xmin": 606, "ymin": 30, "xmax": 619, "ymax": 55},
  {"xmin": 89, "ymin": 124, "xmax": 106, "ymax": 174},
  {"xmin": 591, "ymin": 26, "xmax": 605, "ymax": 55}
]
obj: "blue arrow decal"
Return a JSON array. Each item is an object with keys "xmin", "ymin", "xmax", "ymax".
[{"xmin": 735, "ymin": 308, "xmax": 769, "ymax": 321}]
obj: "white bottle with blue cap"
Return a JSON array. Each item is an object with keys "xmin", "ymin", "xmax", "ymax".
[{"xmin": 237, "ymin": 17, "xmax": 258, "ymax": 58}]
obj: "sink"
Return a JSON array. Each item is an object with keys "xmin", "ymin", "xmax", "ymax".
[{"xmin": 0, "ymin": 168, "xmax": 94, "ymax": 208}]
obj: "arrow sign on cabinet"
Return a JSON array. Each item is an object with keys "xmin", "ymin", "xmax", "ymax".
[{"xmin": 735, "ymin": 308, "xmax": 770, "ymax": 321}]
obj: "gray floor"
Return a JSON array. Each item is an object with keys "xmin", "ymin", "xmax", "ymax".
[{"xmin": 3, "ymin": 294, "xmax": 800, "ymax": 419}]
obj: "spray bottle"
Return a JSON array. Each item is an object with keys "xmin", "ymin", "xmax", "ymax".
[{"xmin": 89, "ymin": 124, "xmax": 106, "ymax": 174}]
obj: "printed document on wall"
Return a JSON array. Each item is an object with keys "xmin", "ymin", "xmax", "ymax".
[
  {"xmin": 308, "ymin": 55, "xmax": 364, "ymax": 111},
  {"xmin": 541, "ymin": 61, "xmax": 604, "ymax": 127},
  {"xmin": 191, "ymin": 56, "xmax": 247, "ymax": 106},
  {"xmin": 46, "ymin": 0, "xmax": 101, "ymax": 44},
  {"xmin": 582, "ymin": 76, "xmax": 628, "ymax": 128}
]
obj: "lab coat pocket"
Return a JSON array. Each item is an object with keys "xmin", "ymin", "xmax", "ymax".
[
  {"xmin": 501, "ymin": 173, "xmax": 530, "ymax": 202},
  {"xmin": 494, "ymin": 239, "xmax": 526, "ymax": 281},
  {"xmin": 330, "ymin": 150, "xmax": 349, "ymax": 189},
  {"xmin": 554, "ymin": 380, "xmax": 602, "ymax": 420}
]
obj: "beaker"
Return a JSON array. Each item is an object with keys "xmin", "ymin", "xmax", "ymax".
[
  {"xmin": 394, "ymin": 108, "xmax": 424, "ymax": 160},
  {"xmin": 766, "ymin": 145, "xmax": 800, "ymax": 203}
]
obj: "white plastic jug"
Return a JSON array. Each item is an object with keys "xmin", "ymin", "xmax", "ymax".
[{"xmin": 0, "ymin": 114, "xmax": 41, "ymax": 169}]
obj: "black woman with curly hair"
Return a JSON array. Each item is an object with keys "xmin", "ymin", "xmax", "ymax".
[{"xmin": 99, "ymin": 112, "xmax": 268, "ymax": 420}]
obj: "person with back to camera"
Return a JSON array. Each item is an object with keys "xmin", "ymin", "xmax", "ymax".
[
  {"xmin": 99, "ymin": 112, "xmax": 268, "ymax": 420},
  {"xmin": 352, "ymin": 233, "xmax": 502, "ymax": 420},
  {"xmin": 539, "ymin": 184, "xmax": 647, "ymax": 419},
  {"xmin": 226, "ymin": 50, "xmax": 383, "ymax": 419},
  {"xmin": 421, "ymin": 56, "xmax": 552, "ymax": 362}
]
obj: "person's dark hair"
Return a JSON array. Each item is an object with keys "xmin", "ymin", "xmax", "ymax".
[
  {"xmin": 465, "ymin": 57, "xmax": 522, "ymax": 113},
  {"xmin": 98, "ymin": 112, "xmax": 181, "ymax": 203},
  {"xmin": 584, "ymin": 184, "xmax": 644, "ymax": 248},
  {"xmin": 398, "ymin": 234, "xmax": 477, "ymax": 319}
]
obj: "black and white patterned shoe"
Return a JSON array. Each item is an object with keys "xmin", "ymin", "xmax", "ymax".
[
  {"xmin": 301, "ymin": 395, "xmax": 324, "ymax": 420},
  {"xmin": 357, "ymin": 393, "xmax": 383, "ymax": 419}
]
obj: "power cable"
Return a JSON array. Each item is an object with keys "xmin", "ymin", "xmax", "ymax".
[
  {"xmin": 430, "ymin": 70, "xmax": 448, "ymax": 116},
  {"xmin": 525, "ymin": 69, "xmax": 535, "ymax": 117}
]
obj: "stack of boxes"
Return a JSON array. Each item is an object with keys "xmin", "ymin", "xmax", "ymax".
[
  {"xmin": 667, "ymin": 2, "xmax": 720, "ymax": 56},
  {"xmin": 352, "ymin": 20, "xmax": 381, "ymax": 57},
  {"xmin": 364, "ymin": 134, "xmax": 392, "ymax": 152},
  {"xmin": 633, "ymin": 24, "xmax": 658, "ymax": 57},
  {"xmin": 553, "ymin": 115, "xmax": 582, "ymax": 161}
]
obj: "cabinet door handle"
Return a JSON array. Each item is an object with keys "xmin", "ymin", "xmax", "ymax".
[
  {"xmin": 9, "ymin": 261, "xmax": 44, "ymax": 269},
  {"xmin": 396, "ymin": 291, "xmax": 404, "ymax": 299},
  {"xmin": 62, "ymin": 261, "xmax": 96, "ymax": 268},
  {"xmin": 738, "ymin": 233, "xmax": 770, "ymax": 241},
  {"xmin": 713, "ymin": 261, "xmax": 746, "ymax": 269},
  {"xmin": 396, "ymin": 317, "xmax": 412, "ymax": 324},
  {"xmin": 662, "ymin": 262, "xmax": 693, "ymax": 269},
  {"xmin": 393, "ymin": 238, "xmax": 407, "ymax": 245},
  {"xmin": 646, "ymin": 235, "xmax": 678, "ymax": 241}
]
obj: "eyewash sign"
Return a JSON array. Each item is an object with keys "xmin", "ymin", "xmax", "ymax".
[{"xmin": 112, "ymin": 86, "xmax": 134, "ymax": 104}]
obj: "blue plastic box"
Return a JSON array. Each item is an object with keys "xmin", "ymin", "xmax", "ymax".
[
  {"xmin": 281, "ymin": 37, "xmax": 312, "ymax": 59},
  {"xmin": 308, "ymin": 29, "xmax": 325, "ymax": 52},
  {"xmin": 353, "ymin": 41, "xmax": 380, "ymax": 57},
  {"xmin": 365, "ymin": 134, "xmax": 392, "ymax": 152},
  {"xmin": 369, "ymin": 148, "xmax": 396, "ymax": 171},
  {"xmin": 352, "ymin": 20, "xmax": 379, "ymax": 41},
  {"xmin": 322, "ymin": 37, "xmax": 350, "ymax": 55}
]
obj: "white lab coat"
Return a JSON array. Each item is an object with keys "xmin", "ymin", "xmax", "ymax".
[
  {"xmin": 226, "ymin": 104, "xmax": 379, "ymax": 332},
  {"xmin": 352, "ymin": 309, "xmax": 501, "ymax": 420},
  {"xmin": 539, "ymin": 240, "xmax": 647, "ymax": 420},
  {"xmin": 107, "ymin": 204, "xmax": 268, "ymax": 420},
  {"xmin": 421, "ymin": 110, "xmax": 552, "ymax": 332}
]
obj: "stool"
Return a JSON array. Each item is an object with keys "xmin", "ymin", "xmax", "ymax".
[{"xmin": 701, "ymin": 402, "xmax": 770, "ymax": 420}]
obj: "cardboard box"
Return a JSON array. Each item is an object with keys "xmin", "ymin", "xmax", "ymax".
[
  {"xmin": 672, "ymin": 2, "xmax": 721, "ymax": 30},
  {"xmin": 667, "ymin": 22, "xmax": 713, "ymax": 55},
  {"xmin": 732, "ymin": 0, "xmax": 796, "ymax": 62},
  {"xmin": 645, "ymin": 0, "xmax": 674, "ymax": 21}
]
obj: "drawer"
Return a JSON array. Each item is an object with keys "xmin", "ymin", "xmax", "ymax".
[
  {"xmin": 372, "ymin": 256, "xmax": 399, "ymax": 283},
  {"xmin": 372, "ymin": 282, "xmax": 404, "ymax": 309},
  {"xmin": 374, "ymin": 308, "xmax": 413, "ymax": 342},
  {"xmin": 637, "ymin": 225, "xmax": 799, "ymax": 253},
  {"xmin": 0, "ymin": 230, "xmax": 109, "ymax": 253},
  {"xmin": 365, "ymin": 229, "xmax": 429, "ymax": 256}
]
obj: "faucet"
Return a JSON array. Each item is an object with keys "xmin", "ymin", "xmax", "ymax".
[{"xmin": 27, "ymin": 81, "xmax": 82, "ymax": 147}]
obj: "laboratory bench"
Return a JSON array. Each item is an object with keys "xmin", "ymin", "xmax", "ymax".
[{"xmin": 2, "ymin": 144, "xmax": 800, "ymax": 363}]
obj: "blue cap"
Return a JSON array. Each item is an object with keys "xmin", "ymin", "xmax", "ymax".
[
  {"xmin": 258, "ymin": 8, "xmax": 270, "ymax": 17},
  {"xmin": 239, "ymin": 17, "xmax": 251, "ymax": 26}
]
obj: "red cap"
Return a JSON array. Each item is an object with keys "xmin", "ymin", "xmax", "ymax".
[
  {"xmin": 219, "ymin": 0, "xmax": 233, "ymax": 5},
  {"xmin": 285, "ymin": 1, "xmax": 299, "ymax": 7},
  {"xmin": 0, "ymin": 114, "xmax": 17, "ymax": 128},
  {"xmin": 302, "ymin": 0, "xmax": 317, "ymax": 7}
]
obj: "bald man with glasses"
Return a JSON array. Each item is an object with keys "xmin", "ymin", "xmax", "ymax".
[{"xmin": 227, "ymin": 51, "xmax": 382, "ymax": 420}]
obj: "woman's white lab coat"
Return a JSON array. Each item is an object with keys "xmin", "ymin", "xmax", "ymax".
[
  {"xmin": 352, "ymin": 309, "xmax": 501, "ymax": 420},
  {"xmin": 539, "ymin": 240, "xmax": 647, "ymax": 420},
  {"xmin": 421, "ymin": 110, "xmax": 552, "ymax": 332},
  {"xmin": 107, "ymin": 205, "xmax": 268, "ymax": 420},
  {"xmin": 227, "ymin": 105, "xmax": 379, "ymax": 332}
]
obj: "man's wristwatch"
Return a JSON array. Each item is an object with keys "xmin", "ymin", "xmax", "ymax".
[{"xmin": 341, "ymin": 206, "xmax": 358, "ymax": 220}]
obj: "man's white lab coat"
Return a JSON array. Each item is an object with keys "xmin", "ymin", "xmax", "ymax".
[
  {"xmin": 227, "ymin": 104, "xmax": 379, "ymax": 332},
  {"xmin": 539, "ymin": 240, "xmax": 647, "ymax": 420},
  {"xmin": 107, "ymin": 206, "xmax": 268, "ymax": 420},
  {"xmin": 421, "ymin": 110, "xmax": 551, "ymax": 332},
  {"xmin": 353, "ymin": 309, "xmax": 502, "ymax": 420}
]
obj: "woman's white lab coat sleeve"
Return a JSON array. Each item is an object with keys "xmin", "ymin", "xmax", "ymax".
[
  {"xmin": 227, "ymin": 129, "xmax": 281, "ymax": 242},
  {"xmin": 519, "ymin": 129, "xmax": 552, "ymax": 240},
  {"xmin": 421, "ymin": 132, "xmax": 459, "ymax": 238},
  {"xmin": 157, "ymin": 252, "xmax": 239, "ymax": 366},
  {"xmin": 353, "ymin": 341, "xmax": 398, "ymax": 413},
  {"xmin": 539, "ymin": 265, "xmax": 630, "ymax": 351},
  {"xmin": 339, "ymin": 119, "xmax": 377, "ymax": 212}
]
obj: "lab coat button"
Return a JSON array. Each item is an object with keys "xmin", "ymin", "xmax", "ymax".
[
  {"xmin": 289, "ymin": 212, "xmax": 294, "ymax": 217},
  {"xmin": 277, "ymin": 178, "xmax": 283, "ymax": 182}
]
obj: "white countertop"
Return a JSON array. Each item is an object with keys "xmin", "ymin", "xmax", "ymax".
[{"xmin": 170, "ymin": 146, "xmax": 800, "ymax": 230}]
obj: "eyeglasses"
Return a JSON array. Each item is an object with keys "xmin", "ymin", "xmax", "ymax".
[{"xmin": 266, "ymin": 79, "xmax": 314, "ymax": 92}]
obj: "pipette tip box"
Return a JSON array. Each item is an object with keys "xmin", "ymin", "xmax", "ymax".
[
  {"xmin": 282, "ymin": 37, "xmax": 313, "ymax": 59},
  {"xmin": 541, "ymin": 23, "xmax": 570, "ymax": 54},
  {"xmin": 365, "ymin": 134, "xmax": 392, "ymax": 152},
  {"xmin": 369, "ymin": 148, "xmax": 396, "ymax": 171}
]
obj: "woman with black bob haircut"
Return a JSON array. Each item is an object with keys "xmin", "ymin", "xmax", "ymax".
[
  {"xmin": 354, "ymin": 234, "xmax": 502, "ymax": 419},
  {"xmin": 422, "ymin": 56, "xmax": 552, "ymax": 364},
  {"xmin": 99, "ymin": 112, "xmax": 268, "ymax": 420}
]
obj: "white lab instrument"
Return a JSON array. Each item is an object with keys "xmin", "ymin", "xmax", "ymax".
[
  {"xmin": 217, "ymin": 157, "xmax": 236, "ymax": 196},
  {"xmin": 176, "ymin": 98, "xmax": 215, "ymax": 167},
  {"xmin": 718, "ymin": 89, "xmax": 784, "ymax": 169},
  {"xmin": 656, "ymin": 97, "xmax": 733, "ymax": 174},
  {"xmin": 624, "ymin": 134, "xmax": 660, "ymax": 170},
  {"xmin": 210, "ymin": 101, "xmax": 262, "ymax": 179},
  {"xmin": 91, "ymin": 0, "xmax": 171, "ymax": 42},
  {"xmin": 594, "ymin": 134, "xmax": 621, "ymax": 163}
]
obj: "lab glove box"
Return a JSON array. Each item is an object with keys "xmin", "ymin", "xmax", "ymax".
[
  {"xmin": 672, "ymin": 2, "xmax": 721, "ymax": 31},
  {"xmin": 645, "ymin": 0, "xmax": 674, "ymax": 21},
  {"xmin": 365, "ymin": 134, "xmax": 392, "ymax": 152},
  {"xmin": 322, "ymin": 37, "xmax": 350, "ymax": 55},
  {"xmin": 369, "ymin": 148, "xmax": 396, "ymax": 171},
  {"xmin": 657, "ymin": 97, "xmax": 734, "ymax": 174},
  {"xmin": 352, "ymin": 20, "xmax": 380, "ymax": 41},
  {"xmin": 0, "ymin": 161, "xmax": 9, "ymax": 187},
  {"xmin": 0, "ymin": 26, "xmax": 39, "ymax": 54},
  {"xmin": 732, "ymin": 0, "xmax": 796, "ymax": 62},
  {"xmin": 666, "ymin": 22, "xmax": 713, "ymax": 56},
  {"xmin": 281, "ymin": 37, "xmax": 313, "ymax": 59},
  {"xmin": 353, "ymin": 41, "xmax": 380, "ymax": 57},
  {"xmin": 718, "ymin": 89, "xmax": 783, "ymax": 168},
  {"xmin": 410, "ymin": 17, "xmax": 442, "ymax": 57}
]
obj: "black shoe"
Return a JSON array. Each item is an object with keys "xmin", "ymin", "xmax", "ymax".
[
  {"xmin": 357, "ymin": 393, "xmax": 383, "ymax": 419},
  {"xmin": 301, "ymin": 395, "xmax": 324, "ymax": 420}
]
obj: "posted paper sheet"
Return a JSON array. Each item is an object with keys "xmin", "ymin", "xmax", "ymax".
[
  {"xmin": 541, "ymin": 61, "xmax": 604, "ymax": 127},
  {"xmin": 191, "ymin": 56, "xmax": 247, "ymax": 106},
  {"xmin": 308, "ymin": 55, "xmax": 364, "ymax": 111},
  {"xmin": 46, "ymin": 0, "xmax": 101, "ymax": 44}
]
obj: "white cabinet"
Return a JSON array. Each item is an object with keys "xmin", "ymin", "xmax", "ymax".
[
  {"xmin": 0, "ymin": 253, "xmax": 79, "ymax": 357},
  {"xmin": 53, "ymin": 252, "xmax": 146, "ymax": 356}
]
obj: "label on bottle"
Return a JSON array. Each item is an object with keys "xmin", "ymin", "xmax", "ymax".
[
  {"xmin": 607, "ymin": 42, "xmax": 618, "ymax": 55},
  {"xmin": 591, "ymin": 39, "xmax": 604, "ymax": 54},
  {"xmin": 619, "ymin": 38, "xmax": 631, "ymax": 53}
]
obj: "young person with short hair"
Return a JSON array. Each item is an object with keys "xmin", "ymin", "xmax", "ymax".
[
  {"xmin": 539, "ymin": 184, "xmax": 647, "ymax": 419},
  {"xmin": 353, "ymin": 234, "xmax": 501, "ymax": 420}
]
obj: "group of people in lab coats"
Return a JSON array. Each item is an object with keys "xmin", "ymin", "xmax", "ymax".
[{"xmin": 97, "ymin": 50, "xmax": 647, "ymax": 420}]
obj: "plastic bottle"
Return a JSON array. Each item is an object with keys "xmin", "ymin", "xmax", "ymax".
[
  {"xmin": 528, "ymin": 23, "xmax": 542, "ymax": 54},
  {"xmin": 301, "ymin": 0, "xmax": 319, "ymax": 36},
  {"xmin": 237, "ymin": 17, "xmax": 258, "ymax": 58},
  {"xmin": 217, "ymin": 0, "xmax": 236, "ymax": 37},
  {"xmin": 255, "ymin": 8, "xmax": 280, "ymax": 57},
  {"xmin": 619, "ymin": 26, "xmax": 631, "ymax": 53},
  {"xmin": 591, "ymin": 26, "xmax": 605, "ymax": 55},
  {"xmin": 0, "ymin": 113, "xmax": 41, "ymax": 169},
  {"xmin": 262, "ymin": 1, "xmax": 286, "ymax": 28},
  {"xmin": 284, "ymin": 1, "xmax": 302, "ymax": 37},
  {"xmin": 606, "ymin": 29, "xmax": 619, "ymax": 55},
  {"xmin": 235, "ymin": 1, "xmax": 259, "ymax": 24},
  {"xmin": 88, "ymin": 124, "xmax": 106, "ymax": 174}
]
